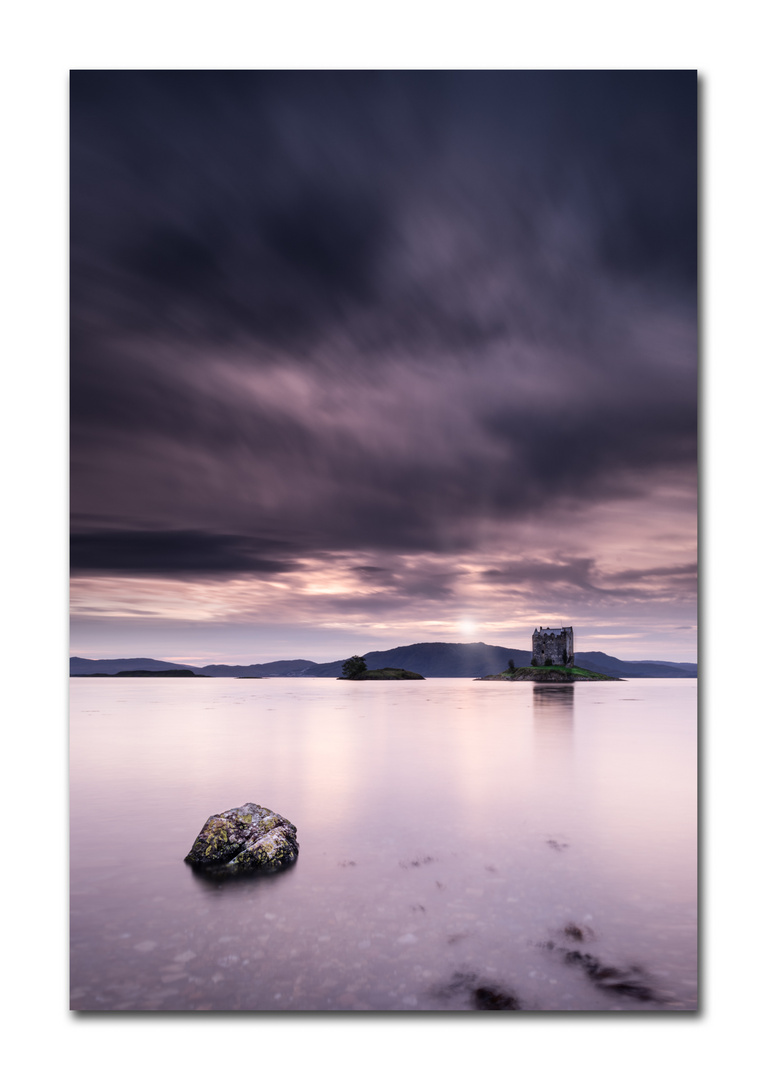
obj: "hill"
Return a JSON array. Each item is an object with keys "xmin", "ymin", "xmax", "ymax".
[
  {"xmin": 72, "ymin": 668, "xmax": 206, "ymax": 678},
  {"xmin": 196, "ymin": 660, "xmax": 317, "ymax": 677},
  {"xmin": 572, "ymin": 652, "xmax": 697, "ymax": 679},
  {"xmin": 70, "ymin": 656, "xmax": 191, "ymax": 675},
  {"xmin": 310, "ymin": 642, "xmax": 523, "ymax": 678},
  {"xmin": 70, "ymin": 644, "xmax": 696, "ymax": 679},
  {"xmin": 69, "ymin": 656, "xmax": 317, "ymax": 677},
  {"xmin": 309, "ymin": 643, "xmax": 696, "ymax": 679}
]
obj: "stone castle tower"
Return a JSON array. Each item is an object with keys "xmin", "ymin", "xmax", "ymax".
[{"xmin": 532, "ymin": 626, "xmax": 574, "ymax": 667}]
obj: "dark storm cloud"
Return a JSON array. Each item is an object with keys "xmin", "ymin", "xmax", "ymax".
[
  {"xmin": 480, "ymin": 557, "xmax": 638, "ymax": 602},
  {"xmin": 480, "ymin": 556, "xmax": 697, "ymax": 604},
  {"xmin": 605, "ymin": 563, "xmax": 698, "ymax": 584},
  {"xmin": 71, "ymin": 71, "xmax": 395, "ymax": 349},
  {"xmin": 351, "ymin": 562, "xmax": 462, "ymax": 599},
  {"xmin": 70, "ymin": 530, "xmax": 300, "ymax": 576},
  {"xmin": 482, "ymin": 557, "xmax": 600, "ymax": 588},
  {"xmin": 483, "ymin": 395, "xmax": 697, "ymax": 499},
  {"xmin": 70, "ymin": 70, "xmax": 697, "ymax": 579},
  {"xmin": 71, "ymin": 70, "xmax": 695, "ymax": 349}
]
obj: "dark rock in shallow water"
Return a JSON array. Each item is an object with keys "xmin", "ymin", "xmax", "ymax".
[
  {"xmin": 472, "ymin": 986, "xmax": 521, "ymax": 1011},
  {"xmin": 433, "ymin": 970, "xmax": 522, "ymax": 1010},
  {"xmin": 184, "ymin": 802, "xmax": 298, "ymax": 875},
  {"xmin": 562, "ymin": 950, "xmax": 659, "ymax": 1001}
]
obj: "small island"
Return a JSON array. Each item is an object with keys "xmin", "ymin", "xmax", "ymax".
[
  {"xmin": 341, "ymin": 667, "xmax": 425, "ymax": 681},
  {"xmin": 337, "ymin": 656, "xmax": 425, "ymax": 680},
  {"xmin": 477, "ymin": 665, "xmax": 620, "ymax": 682},
  {"xmin": 476, "ymin": 627, "xmax": 621, "ymax": 681}
]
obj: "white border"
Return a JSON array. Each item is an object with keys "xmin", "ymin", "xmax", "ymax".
[{"xmin": 3, "ymin": 2, "xmax": 764, "ymax": 1076}]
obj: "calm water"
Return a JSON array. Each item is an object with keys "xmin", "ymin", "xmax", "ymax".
[{"xmin": 70, "ymin": 678, "xmax": 697, "ymax": 1012}]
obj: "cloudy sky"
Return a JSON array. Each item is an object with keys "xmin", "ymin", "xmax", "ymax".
[{"xmin": 70, "ymin": 70, "xmax": 697, "ymax": 664}]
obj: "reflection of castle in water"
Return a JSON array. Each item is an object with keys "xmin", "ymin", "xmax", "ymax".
[
  {"xmin": 532, "ymin": 684, "xmax": 574, "ymax": 712},
  {"xmin": 533, "ymin": 685, "xmax": 574, "ymax": 779}
]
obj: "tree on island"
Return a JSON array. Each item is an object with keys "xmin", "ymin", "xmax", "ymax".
[
  {"xmin": 342, "ymin": 655, "xmax": 368, "ymax": 678},
  {"xmin": 507, "ymin": 657, "xmax": 515, "ymax": 672}
]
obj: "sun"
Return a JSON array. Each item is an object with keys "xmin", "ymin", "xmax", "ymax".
[{"xmin": 458, "ymin": 618, "xmax": 476, "ymax": 636}]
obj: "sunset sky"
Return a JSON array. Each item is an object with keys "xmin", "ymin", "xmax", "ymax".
[{"xmin": 70, "ymin": 70, "xmax": 697, "ymax": 665}]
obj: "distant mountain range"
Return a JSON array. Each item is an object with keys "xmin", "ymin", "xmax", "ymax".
[
  {"xmin": 69, "ymin": 656, "xmax": 316, "ymax": 677},
  {"xmin": 70, "ymin": 642, "xmax": 697, "ymax": 679}
]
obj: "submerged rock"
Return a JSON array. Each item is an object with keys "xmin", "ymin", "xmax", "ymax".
[
  {"xmin": 184, "ymin": 802, "xmax": 298, "ymax": 875},
  {"xmin": 562, "ymin": 950, "xmax": 659, "ymax": 1001},
  {"xmin": 433, "ymin": 970, "xmax": 523, "ymax": 1011},
  {"xmin": 472, "ymin": 986, "xmax": 522, "ymax": 1011}
]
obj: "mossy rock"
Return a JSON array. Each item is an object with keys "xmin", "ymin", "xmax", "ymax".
[{"xmin": 184, "ymin": 802, "xmax": 298, "ymax": 875}]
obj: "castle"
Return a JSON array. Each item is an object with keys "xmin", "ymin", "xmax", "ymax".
[{"xmin": 532, "ymin": 626, "xmax": 574, "ymax": 667}]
